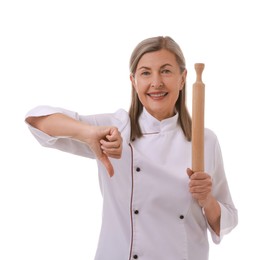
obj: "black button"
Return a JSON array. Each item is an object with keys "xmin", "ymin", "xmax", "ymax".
[
  {"xmin": 136, "ymin": 167, "xmax": 141, "ymax": 172},
  {"xmin": 134, "ymin": 210, "xmax": 139, "ymax": 214},
  {"xmin": 133, "ymin": 255, "xmax": 138, "ymax": 259},
  {"xmin": 179, "ymin": 215, "xmax": 184, "ymax": 219}
]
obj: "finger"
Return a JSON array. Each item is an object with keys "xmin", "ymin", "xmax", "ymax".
[
  {"xmin": 101, "ymin": 128, "xmax": 122, "ymax": 146},
  {"xmin": 190, "ymin": 171, "xmax": 210, "ymax": 180},
  {"xmin": 100, "ymin": 141, "xmax": 122, "ymax": 159},
  {"xmin": 189, "ymin": 180, "xmax": 212, "ymax": 193},
  {"xmin": 189, "ymin": 184, "xmax": 211, "ymax": 193},
  {"xmin": 187, "ymin": 168, "xmax": 194, "ymax": 178},
  {"xmin": 98, "ymin": 154, "xmax": 114, "ymax": 177},
  {"xmin": 101, "ymin": 141, "xmax": 122, "ymax": 158},
  {"xmin": 102, "ymin": 149, "xmax": 122, "ymax": 159},
  {"xmin": 100, "ymin": 139, "xmax": 121, "ymax": 149},
  {"xmin": 189, "ymin": 176, "xmax": 212, "ymax": 185},
  {"xmin": 106, "ymin": 128, "xmax": 121, "ymax": 142}
]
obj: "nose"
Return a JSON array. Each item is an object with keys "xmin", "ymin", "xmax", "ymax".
[{"xmin": 150, "ymin": 73, "xmax": 163, "ymax": 88}]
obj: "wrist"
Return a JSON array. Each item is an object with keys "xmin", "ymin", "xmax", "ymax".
[
  {"xmin": 73, "ymin": 124, "xmax": 96, "ymax": 143},
  {"xmin": 198, "ymin": 194, "xmax": 213, "ymax": 209}
]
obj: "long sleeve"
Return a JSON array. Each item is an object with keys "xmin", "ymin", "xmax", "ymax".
[
  {"xmin": 25, "ymin": 105, "xmax": 130, "ymax": 159},
  {"xmin": 25, "ymin": 106, "xmax": 97, "ymax": 159},
  {"xmin": 207, "ymin": 137, "xmax": 238, "ymax": 244}
]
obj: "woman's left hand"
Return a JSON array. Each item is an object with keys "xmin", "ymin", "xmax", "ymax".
[{"xmin": 187, "ymin": 168, "xmax": 212, "ymax": 208}]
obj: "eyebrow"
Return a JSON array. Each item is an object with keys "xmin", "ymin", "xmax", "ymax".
[{"xmin": 138, "ymin": 63, "xmax": 173, "ymax": 70}]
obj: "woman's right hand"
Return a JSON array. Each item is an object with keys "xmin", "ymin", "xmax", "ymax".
[
  {"xmin": 27, "ymin": 113, "xmax": 122, "ymax": 177},
  {"xmin": 84, "ymin": 126, "xmax": 122, "ymax": 177}
]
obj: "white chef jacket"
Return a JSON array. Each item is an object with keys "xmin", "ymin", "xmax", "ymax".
[{"xmin": 25, "ymin": 106, "xmax": 238, "ymax": 260}]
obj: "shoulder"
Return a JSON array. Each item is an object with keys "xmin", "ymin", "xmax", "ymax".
[
  {"xmin": 91, "ymin": 109, "xmax": 130, "ymax": 129},
  {"xmin": 204, "ymin": 128, "xmax": 219, "ymax": 147},
  {"xmin": 205, "ymin": 128, "xmax": 217, "ymax": 140},
  {"xmin": 114, "ymin": 109, "xmax": 130, "ymax": 125},
  {"xmin": 91, "ymin": 109, "xmax": 131, "ymax": 143}
]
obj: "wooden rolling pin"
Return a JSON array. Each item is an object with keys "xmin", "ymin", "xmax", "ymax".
[{"xmin": 192, "ymin": 63, "xmax": 205, "ymax": 172}]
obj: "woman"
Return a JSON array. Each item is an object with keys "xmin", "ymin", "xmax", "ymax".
[{"xmin": 25, "ymin": 36, "xmax": 238, "ymax": 260}]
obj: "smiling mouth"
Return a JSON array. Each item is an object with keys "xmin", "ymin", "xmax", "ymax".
[{"xmin": 147, "ymin": 92, "xmax": 168, "ymax": 98}]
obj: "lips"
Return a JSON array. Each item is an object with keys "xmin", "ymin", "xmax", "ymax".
[{"xmin": 147, "ymin": 92, "xmax": 168, "ymax": 99}]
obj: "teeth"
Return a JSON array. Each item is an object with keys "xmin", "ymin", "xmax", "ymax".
[{"xmin": 149, "ymin": 93, "xmax": 166, "ymax": 97}]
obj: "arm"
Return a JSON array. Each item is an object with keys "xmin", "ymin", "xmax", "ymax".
[
  {"xmin": 26, "ymin": 113, "xmax": 92, "ymax": 141},
  {"xmin": 187, "ymin": 168, "xmax": 221, "ymax": 235},
  {"xmin": 187, "ymin": 135, "xmax": 238, "ymax": 241},
  {"xmin": 201, "ymin": 194, "xmax": 221, "ymax": 235},
  {"xmin": 26, "ymin": 113, "xmax": 122, "ymax": 177}
]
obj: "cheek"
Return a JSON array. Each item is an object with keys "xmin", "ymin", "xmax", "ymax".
[
  {"xmin": 131, "ymin": 78, "xmax": 137, "ymax": 91},
  {"xmin": 132, "ymin": 77, "xmax": 140, "ymax": 92},
  {"xmin": 133, "ymin": 80, "xmax": 148, "ymax": 95},
  {"xmin": 133, "ymin": 84, "xmax": 141, "ymax": 95},
  {"xmin": 132, "ymin": 85, "xmax": 145, "ymax": 104}
]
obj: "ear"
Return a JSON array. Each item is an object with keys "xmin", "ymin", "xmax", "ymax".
[
  {"xmin": 130, "ymin": 73, "xmax": 137, "ymax": 90},
  {"xmin": 180, "ymin": 69, "xmax": 187, "ymax": 90}
]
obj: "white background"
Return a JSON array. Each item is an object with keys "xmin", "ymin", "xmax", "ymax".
[{"xmin": 1, "ymin": 0, "xmax": 278, "ymax": 259}]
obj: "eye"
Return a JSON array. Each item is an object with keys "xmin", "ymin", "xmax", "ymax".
[
  {"xmin": 161, "ymin": 69, "xmax": 171, "ymax": 74},
  {"xmin": 141, "ymin": 71, "xmax": 150, "ymax": 76}
]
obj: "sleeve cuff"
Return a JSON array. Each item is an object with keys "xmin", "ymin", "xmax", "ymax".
[{"xmin": 202, "ymin": 201, "xmax": 238, "ymax": 244}]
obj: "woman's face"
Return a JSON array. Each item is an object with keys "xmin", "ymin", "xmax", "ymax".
[{"xmin": 131, "ymin": 49, "xmax": 186, "ymax": 121}]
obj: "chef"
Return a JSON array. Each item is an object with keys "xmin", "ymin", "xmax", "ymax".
[{"xmin": 25, "ymin": 36, "xmax": 238, "ymax": 260}]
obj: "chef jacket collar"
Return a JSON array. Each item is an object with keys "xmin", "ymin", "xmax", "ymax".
[{"xmin": 139, "ymin": 108, "xmax": 179, "ymax": 134}]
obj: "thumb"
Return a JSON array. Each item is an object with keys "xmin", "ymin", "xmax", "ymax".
[
  {"xmin": 99, "ymin": 154, "xmax": 114, "ymax": 177},
  {"xmin": 187, "ymin": 168, "xmax": 194, "ymax": 178}
]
